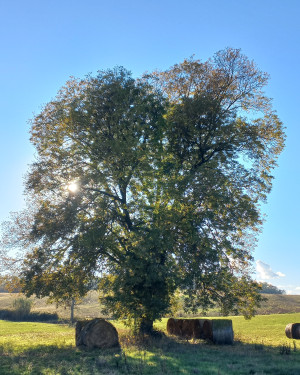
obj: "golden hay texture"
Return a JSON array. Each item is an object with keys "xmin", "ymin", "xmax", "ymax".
[
  {"xmin": 75, "ymin": 318, "xmax": 119, "ymax": 348},
  {"xmin": 285, "ymin": 323, "xmax": 300, "ymax": 339}
]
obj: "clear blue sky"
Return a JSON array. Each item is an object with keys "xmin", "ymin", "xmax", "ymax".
[{"xmin": 0, "ymin": 0, "xmax": 299, "ymax": 293}]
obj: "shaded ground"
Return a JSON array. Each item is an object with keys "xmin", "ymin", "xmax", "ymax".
[{"xmin": 1, "ymin": 333, "xmax": 300, "ymax": 375}]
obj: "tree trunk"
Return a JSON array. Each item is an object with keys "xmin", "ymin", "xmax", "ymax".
[
  {"xmin": 70, "ymin": 299, "xmax": 75, "ymax": 324},
  {"xmin": 139, "ymin": 318, "xmax": 154, "ymax": 334}
]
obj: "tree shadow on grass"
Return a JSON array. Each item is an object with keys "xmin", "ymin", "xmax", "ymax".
[
  {"xmin": 0, "ymin": 343, "xmax": 121, "ymax": 375},
  {"xmin": 119, "ymin": 333, "xmax": 300, "ymax": 375},
  {"xmin": 0, "ymin": 336, "xmax": 300, "ymax": 375}
]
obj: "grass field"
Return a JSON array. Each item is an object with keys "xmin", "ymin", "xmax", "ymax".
[
  {"xmin": 1, "ymin": 314, "xmax": 300, "ymax": 374},
  {"xmin": 1, "ymin": 293, "xmax": 300, "ymax": 374}
]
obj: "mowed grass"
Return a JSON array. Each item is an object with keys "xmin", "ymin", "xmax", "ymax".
[{"xmin": 1, "ymin": 314, "xmax": 300, "ymax": 374}]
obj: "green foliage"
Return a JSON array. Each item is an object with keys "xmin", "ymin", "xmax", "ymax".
[
  {"xmin": 12, "ymin": 297, "xmax": 32, "ymax": 318},
  {"xmin": 2, "ymin": 48, "xmax": 285, "ymax": 332},
  {"xmin": 0, "ymin": 275, "xmax": 23, "ymax": 294}
]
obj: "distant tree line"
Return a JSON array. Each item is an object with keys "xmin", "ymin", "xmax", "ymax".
[
  {"xmin": 0, "ymin": 285, "xmax": 20, "ymax": 293},
  {"xmin": 260, "ymin": 282, "xmax": 286, "ymax": 295}
]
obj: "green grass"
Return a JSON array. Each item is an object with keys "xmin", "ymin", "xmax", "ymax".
[
  {"xmin": 1, "ymin": 314, "xmax": 300, "ymax": 374},
  {"xmin": 0, "ymin": 321, "xmax": 74, "ymax": 352},
  {"xmin": 232, "ymin": 313, "xmax": 300, "ymax": 346},
  {"xmin": 2, "ymin": 292, "xmax": 300, "ymax": 373}
]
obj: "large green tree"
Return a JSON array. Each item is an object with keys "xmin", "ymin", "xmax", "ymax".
[{"xmin": 6, "ymin": 49, "xmax": 285, "ymax": 332}]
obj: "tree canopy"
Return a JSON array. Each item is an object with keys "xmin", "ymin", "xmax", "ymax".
[{"xmin": 2, "ymin": 48, "xmax": 285, "ymax": 332}]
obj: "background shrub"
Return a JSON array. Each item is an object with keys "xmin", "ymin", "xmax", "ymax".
[{"xmin": 13, "ymin": 297, "xmax": 33, "ymax": 319}]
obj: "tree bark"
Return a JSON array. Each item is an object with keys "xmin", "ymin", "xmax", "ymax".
[
  {"xmin": 70, "ymin": 299, "xmax": 75, "ymax": 324},
  {"xmin": 139, "ymin": 318, "xmax": 154, "ymax": 334}
]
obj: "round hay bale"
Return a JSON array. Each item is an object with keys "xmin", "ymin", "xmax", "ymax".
[
  {"xmin": 190, "ymin": 319, "xmax": 202, "ymax": 339},
  {"xmin": 168, "ymin": 319, "xmax": 185, "ymax": 337},
  {"xmin": 191, "ymin": 319, "xmax": 213, "ymax": 339},
  {"xmin": 202, "ymin": 319, "xmax": 213, "ymax": 340},
  {"xmin": 167, "ymin": 318, "xmax": 176, "ymax": 335},
  {"xmin": 173, "ymin": 319, "xmax": 184, "ymax": 336},
  {"xmin": 169, "ymin": 319, "xmax": 205, "ymax": 339},
  {"xmin": 211, "ymin": 319, "xmax": 233, "ymax": 345},
  {"xmin": 181, "ymin": 319, "xmax": 194, "ymax": 338},
  {"xmin": 285, "ymin": 323, "xmax": 300, "ymax": 339},
  {"xmin": 75, "ymin": 320, "xmax": 90, "ymax": 346},
  {"xmin": 76, "ymin": 318, "xmax": 119, "ymax": 349}
]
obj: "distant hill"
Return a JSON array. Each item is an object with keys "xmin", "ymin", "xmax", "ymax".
[
  {"xmin": 255, "ymin": 294, "xmax": 300, "ymax": 315},
  {"xmin": 173, "ymin": 294, "xmax": 300, "ymax": 317}
]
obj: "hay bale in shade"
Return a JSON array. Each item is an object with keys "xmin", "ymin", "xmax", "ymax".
[
  {"xmin": 167, "ymin": 318, "xmax": 190, "ymax": 337},
  {"xmin": 167, "ymin": 319, "xmax": 199, "ymax": 338},
  {"xmin": 167, "ymin": 318, "xmax": 211, "ymax": 339},
  {"xmin": 173, "ymin": 318, "xmax": 184, "ymax": 336},
  {"xmin": 167, "ymin": 318, "xmax": 182, "ymax": 337},
  {"xmin": 190, "ymin": 319, "xmax": 202, "ymax": 339},
  {"xmin": 181, "ymin": 319, "xmax": 194, "ymax": 338},
  {"xmin": 166, "ymin": 318, "xmax": 233, "ymax": 344},
  {"xmin": 167, "ymin": 318, "xmax": 176, "ymax": 335},
  {"xmin": 202, "ymin": 319, "xmax": 213, "ymax": 340},
  {"xmin": 191, "ymin": 319, "xmax": 212, "ymax": 339},
  {"xmin": 75, "ymin": 320, "xmax": 87, "ymax": 345},
  {"xmin": 211, "ymin": 319, "xmax": 234, "ymax": 345},
  {"xmin": 285, "ymin": 323, "xmax": 300, "ymax": 339},
  {"xmin": 76, "ymin": 318, "xmax": 119, "ymax": 349}
]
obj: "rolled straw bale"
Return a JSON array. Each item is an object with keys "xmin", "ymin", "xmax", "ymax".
[
  {"xmin": 76, "ymin": 318, "xmax": 119, "ymax": 349},
  {"xmin": 211, "ymin": 319, "xmax": 233, "ymax": 345},
  {"xmin": 167, "ymin": 318, "xmax": 176, "ymax": 335},
  {"xmin": 173, "ymin": 319, "xmax": 184, "ymax": 336},
  {"xmin": 167, "ymin": 318, "xmax": 233, "ymax": 344},
  {"xmin": 200, "ymin": 319, "xmax": 213, "ymax": 339},
  {"xmin": 202, "ymin": 319, "xmax": 213, "ymax": 340},
  {"xmin": 167, "ymin": 319, "xmax": 195, "ymax": 338},
  {"xmin": 76, "ymin": 320, "xmax": 89, "ymax": 346},
  {"xmin": 190, "ymin": 319, "xmax": 211, "ymax": 339},
  {"xmin": 285, "ymin": 323, "xmax": 300, "ymax": 339},
  {"xmin": 181, "ymin": 319, "xmax": 194, "ymax": 338},
  {"xmin": 167, "ymin": 318, "xmax": 211, "ymax": 339},
  {"xmin": 167, "ymin": 318, "xmax": 181, "ymax": 335},
  {"xmin": 190, "ymin": 319, "xmax": 202, "ymax": 339}
]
